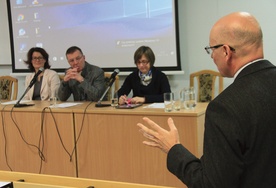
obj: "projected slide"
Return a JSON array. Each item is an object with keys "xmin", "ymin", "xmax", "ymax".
[{"xmin": 8, "ymin": 0, "xmax": 180, "ymax": 72}]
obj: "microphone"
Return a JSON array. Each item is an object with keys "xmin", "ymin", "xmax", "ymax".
[
  {"xmin": 106, "ymin": 69, "xmax": 119, "ymax": 87},
  {"xmin": 14, "ymin": 67, "xmax": 44, "ymax": 108},
  {"xmin": 109, "ymin": 69, "xmax": 119, "ymax": 82},
  {"xmin": 95, "ymin": 69, "xmax": 120, "ymax": 107},
  {"xmin": 28, "ymin": 67, "xmax": 45, "ymax": 89}
]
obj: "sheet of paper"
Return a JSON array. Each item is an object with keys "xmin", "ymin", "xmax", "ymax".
[
  {"xmin": 1, "ymin": 100, "xmax": 32, "ymax": 105},
  {"xmin": 50, "ymin": 102, "xmax": 82, "ymax": 108},
  {"xmin": 143, "ymin": 103, "xmax": 164, "ymax": 109}
]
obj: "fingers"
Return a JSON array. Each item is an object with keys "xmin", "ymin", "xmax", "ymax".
[
  {"xmin": 137, "ymin": 117, "xmax": 179, "ymax": 153},
  {"xmin": 137, "ymin": 119, "xmax": 159, "ymax": 138},
  {"xmin": 167, "ymin": 117, "xmax": 180, "ymax": 145},
  {"xmin": 142, "ymin": 141, "xmax": 161, "ymax": 148},
  {"xmin": 137, "ymin": 118, "xmax": 163, "ymax": 147},
  {"xmin": 139, "ymin": 128, "xmax": 154, "ymax": 139},
  {"xmin": 143, "ymin": 117, "xmax": 177, "ymax": 134},
  {"xmin": 119, "ymin": 95, "xmax": 127, "ymax": 105},
  {"xmin": 66, "ymin": 68, "xmax": 77, "ymax": 74},
  {"xmin": 167, "ymin": 117, "xmax": 177, "ymax": 131},
  {"xmin": 65, "ymin": 68, "xmax": 80, "ymax": 81},
  {"xmin": 142, "ymin": 117, "xmax": 163, "ymax": 133},
  {"xmin": 130, "ymin": 97, "xmax": 145, "ymax": 104},
  {"xmin": 138, "ymin": 128, "xmax": 159, "ymax": 143}
]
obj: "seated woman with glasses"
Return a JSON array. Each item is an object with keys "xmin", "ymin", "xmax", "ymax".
[
  {"xmin": 23, "ymin": 47, "xmax": 60, "ymax": 101},
  {"xmin": 118, "ymin": 45, "xmax": 171, "ymax": 105}
]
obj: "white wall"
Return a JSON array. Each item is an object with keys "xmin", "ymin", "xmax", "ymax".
[{"xmin": 1, "ymin": 0, "xmax": 276, "ymax": 98}]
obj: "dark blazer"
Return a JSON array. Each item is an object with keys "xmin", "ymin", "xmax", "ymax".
[
  {"xmin": 58, "ymin": 62, "xmax": 105, "ymax": 101},
  {"xmin": 167, "ymin": 60, "xmax": 276, "ymax": 188},
  {"xmin": 117, "ymin": 66, "xmax": 171, "ymax": 103}
]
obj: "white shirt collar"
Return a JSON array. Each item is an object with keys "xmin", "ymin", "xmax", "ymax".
[{"xmin": 234, "ymin": 59, "xmax": 264, "ymax": 79}]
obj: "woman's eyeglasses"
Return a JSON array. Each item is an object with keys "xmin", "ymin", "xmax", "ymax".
[{"xmin": 32, "ymin": 56, "xmax": 44, "ymax": 61}]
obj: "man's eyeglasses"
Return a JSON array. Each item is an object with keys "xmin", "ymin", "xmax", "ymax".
[
  {"xmin": 204, "ymin": 44, "xmax": 235, "ymax": 54},
  {"xmin": 32, "ymin": 56, "xmax": 44, "ymax": 61},
  {"xmin": 68, "ymin": 55, "xmax": 83, "ymax": 64},
  {"xmin": 136, "ymin": 60, "xmax": 149, "ymax": 65}
]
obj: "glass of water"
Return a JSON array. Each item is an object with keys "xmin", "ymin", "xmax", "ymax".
[
  {"xmin": 183, "ymin": 87, "xmax": 196, "ymax": 109},
  {"xmin": 50, "ymin": 96, "xmax": 57, "ymax": 107},
  {"xmin": 111, "ymin": 90, "xmax": 118, "ymax": 107},
  {"xmin": 164, "ymin": 92, "xmax": 174, "ymax": 112},
  {"xmin": 173, "ymin": 91, "xmax": 181, "ymax": 111}
]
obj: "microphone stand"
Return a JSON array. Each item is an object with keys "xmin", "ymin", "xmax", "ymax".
[
  {"xmin": 95, "ymin": 77, "xmax": 116, "ymax": 107},
  {"xmin": 14, "ymin": 67, "xmax": 44, "ymax": 107},
  {"xmin": 14, "ymin": 87, "xmax": 35, "ymax": 107}
]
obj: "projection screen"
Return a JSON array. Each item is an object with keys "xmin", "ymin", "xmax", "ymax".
[{"xmin": 7, "ymin": 0, "xmax": 181, "ymax": 73}]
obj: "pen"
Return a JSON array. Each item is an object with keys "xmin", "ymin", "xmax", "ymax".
[{"xmin": 126, "ymin": 98, "xmax": 132, "ymax": 104}]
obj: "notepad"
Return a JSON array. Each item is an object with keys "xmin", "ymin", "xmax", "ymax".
[{"xmin": 116, "ymin": 103, "xmax": 142, "ymax": 109}]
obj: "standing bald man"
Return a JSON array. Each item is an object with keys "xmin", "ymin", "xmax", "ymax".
[{"xmin": 137, "ymin": 12, "xmax": 276, "ymax": 187}]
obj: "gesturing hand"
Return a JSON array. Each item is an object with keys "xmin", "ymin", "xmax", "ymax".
[{"xmin": 137, "ymin": 117, "xmax": 180, "ymax": 153}]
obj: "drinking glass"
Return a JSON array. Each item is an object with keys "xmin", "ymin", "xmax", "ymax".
[
  {"xmin": 50, "ymin": 96, "xmax": 57, "ymax": 107},
  {"xmin": 111, "ymin": 90, "xmax": 118, "ymax": 107},
  {"xmin": 164, "ymin": 92, "xmax": 174, "ymax": 112},
  {"xmin": 173, "ymin": 91, "xmax": 181, "ymax": 111},
  {"xmin": 183, "ymin": 87, "xmax": 196, "ymax": 109}
]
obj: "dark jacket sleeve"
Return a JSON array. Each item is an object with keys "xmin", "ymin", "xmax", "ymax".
[
  {"xmin": 58, "ymin": 80, "xmax": 72, "ymax": 101},
  {"xmin": 117, "ymin": 72, "xmax": 133, "ymax": 98},
  {"xmin": 167, "ymin": 100, "xmax": 245, "ymax": 188}
]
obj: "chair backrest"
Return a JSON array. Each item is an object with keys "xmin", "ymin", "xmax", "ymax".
[
  {"xmin": 104, "ymin": 73, "xmax": 119, "ymax": 101},
  {"xmin": 59, "ymin": 74, "xmax": 65, "ymax": 81},
  {"xmin": 0, "ymin": 76, "xmax": 18, "ymax": 100},
  {"xmin": 190, "ymin": 70, "xmax": 223, "ymax": 102}
]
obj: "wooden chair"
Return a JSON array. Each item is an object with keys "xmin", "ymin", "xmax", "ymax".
[
  {"xmin": 58, "ymin": 74, "xmax": 65, "ymax": 81},
  {"xmin": 190, "ymin": 70, "xmax": 223, "ymax": 102},
  {"xmin": 0, "ymin": 75, "xmax": 18, "ymax": 100},
  {"xmin": 104, "ymin": 73, "xmax": 119, "ymax": 101}
]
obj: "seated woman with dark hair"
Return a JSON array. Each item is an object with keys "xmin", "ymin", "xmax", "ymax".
[
  {"xmin": 23, "ymin": 47, "xmax": 60, "ymax": 101},
  {"xmin": 118, "ymin": 46, "xmax": 171, "ymax": 105}
]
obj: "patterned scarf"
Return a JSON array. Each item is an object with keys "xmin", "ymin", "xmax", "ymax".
[{"xmin": 139, "ymin": 69, "xmax": 152, "ymax": 86}]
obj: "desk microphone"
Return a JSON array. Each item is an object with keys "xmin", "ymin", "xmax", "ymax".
[
  {"xmin": 28, "ymin": 67, "xmax": 45, "ymax": 88},
  {"xmin": 108, "ymin": 69, "xmax": 119, "ymax": 86},
  {"xmin": 14, "ymin": 67, "xmax": 44, "ymax": 107},
  {"xmin": 95, "ymin": 69, "xmax": 119, "ymax": 107}
]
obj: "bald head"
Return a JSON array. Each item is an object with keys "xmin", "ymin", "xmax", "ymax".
[
  {"xmin": 209, "ymin": 12, "xmax": 264, "ymax": 77},
  {"xmin": 211, "ymin": 12, "xmax": 263, "ymax": 57}
]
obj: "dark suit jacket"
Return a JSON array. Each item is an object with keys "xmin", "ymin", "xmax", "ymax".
[
  {"xmin": 58, "ymin": 62, "xmax": 105, "ymax": 101},
  {"xmin": 167, "ymin": 60, "xmax": 276, "ymax": 188}
]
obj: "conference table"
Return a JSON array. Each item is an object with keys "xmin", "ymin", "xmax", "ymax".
[{"xmin": 0, "ymin": 101, "xmax": 208, "ymax": 188}]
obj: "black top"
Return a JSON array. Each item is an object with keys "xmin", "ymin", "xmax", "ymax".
[
  {"xmin": 32, "ymin": 76, "xmax": 43, "ymax": 100},
  {"xmin": 117, "ymin": 66, "xmax": 171, "ymax": 103}
]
